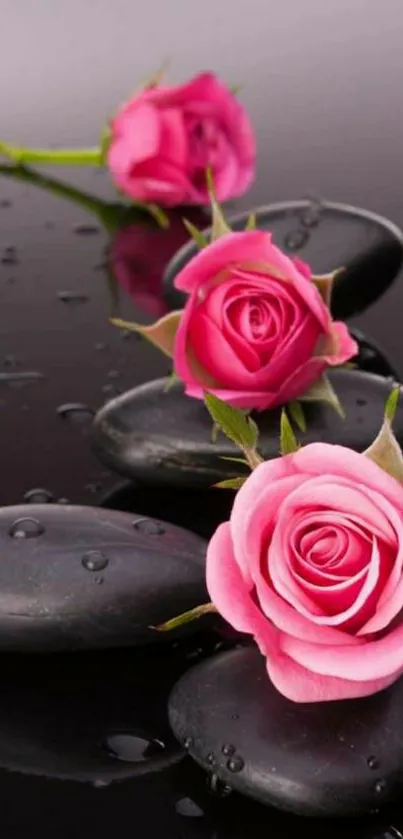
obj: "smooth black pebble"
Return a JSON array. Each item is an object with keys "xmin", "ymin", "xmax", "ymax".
[
  {"xmin": 168, "ymin": 645, "xmax": 403, "ymax": 817},
  {"xmin": 162, "ymin": 200, "xmax": 403, "ymax": 320},
  {"xmin": 0, "ymin": 504, "xmax": 208, "ymax": 651},
  {"xmin": 91, "ymin": 369, "xmax": 403, "ymax": 489}
]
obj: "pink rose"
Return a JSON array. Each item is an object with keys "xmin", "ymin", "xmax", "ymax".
[
  {"xmin": 110, "ymin": 209, "xmax": 205, "ymax": 318},
  {"xmin": 172, "ymin": 230, "xmax": 357, "ymax": 410},
  {"xmin": 207, "ymin": 443, "xmax": 403, "ymax": 703},
  {"xmin": 107, "ymin": 72, "xmax": 255, "ymax": 207}
]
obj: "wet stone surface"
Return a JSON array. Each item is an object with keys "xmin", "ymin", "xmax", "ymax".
[
  {"xmin": 0, "ymin": 504, "xmax": 209, "ymax": 651},
  {"xmin": 91, "ymin": 369, "xmax": 403, "ymax": 488},
  {"xmin": 169, "ymin": 645, "xmax": 403, "ymax": 818}
]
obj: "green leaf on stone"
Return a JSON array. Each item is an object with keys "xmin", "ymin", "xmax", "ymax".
[
  {"xmin": 364, "ymin": 385, "xmax": 403, "ymax": 483},
  {"xmin": 244, "ymin": 212, "xmax": 257, "ymax": 231},
  {"xmin": 206, "ymin": 167, "xmax": 232, "ymax": 240},
  {"xmin": 153, "ymin": 602, "xmax": 217, "ymax": 632},
  {"xmin": 110, "ymin": 311, "xmax": 183, "ymax": 358},
  {"xmin": 299, "ymin": 374, "xmax": 345, "ymax": 418},
  {"xmin": 280, "ymin": 409, "xmax": 300, "ymax": 456},
  {"xmin": 163, "ymin": 371, "xmax": 180, "ymax": 392},
  {"xmin": 220, "ymin": 456, "xmax": 250, "ymax": 466},
  {"xmin": 183, "ymin": 218, "xmax": 208, "ymax": 249},
  {"xmin": 204, "ymin": 392, "xmax": 258, "ymax": 450},
  {"xmin": 214, "ymin": 476, "xmax": 247, "ymax": 490},
  {"xmin": 288, "ymin": 400, "xmax": 307, "ymax": 432}
]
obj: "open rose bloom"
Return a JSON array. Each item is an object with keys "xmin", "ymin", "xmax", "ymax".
[
  {"xmin": 136, "ymin": 225, "xmax": 357, "ymax": 412},
  {"xmin": 207, "ymin": 398, "xmax": 403, "ymax": 703},
  {"xmin": 108, "ymin": 72, "xmax": 255, "ymax": 207}
]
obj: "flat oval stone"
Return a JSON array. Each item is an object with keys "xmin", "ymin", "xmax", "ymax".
[
  {"xmin": 91, "ymin": 369, "xmax": 403, "ymax": 488},
  {"xmin": 0, "ymin": 504, "xmax": 208, "ymax": 651},
  {"xmin": 168, "ymin": 645, "xmax": 403, "ymax": 817},
  {"xmin": 162, "ymin": 200, "xmax": 403, "ymax": 320}
]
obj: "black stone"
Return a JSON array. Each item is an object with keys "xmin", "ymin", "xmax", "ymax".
[
  {"xmin": 0, "ymin": 503, "xmax": 208, "ymax": 651},
  {"xmin": 168, "ymin": 645, "xmax": 403, "ymax": 817},
  {"xmin": 162, "ymin": 200, "xmax": 403, "ymax": 320},
  {"xmin": 91, "ymin": 369, "xmax": 403, "ymax": 489}
]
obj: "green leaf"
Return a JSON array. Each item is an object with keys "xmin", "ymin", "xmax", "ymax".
[
  {"xmin": 364, "ymin": 385, "xmax": 403, "ymax": 483},
  {"xmin": 206, "ymin": 167, "xmax": 232, "ymax": 240},
  {"xmin": 280, "ymin": 409, "xmax": 299, "ymax": 456},
  {"xmin": 214, "ymin": 477, "xmax": 246, "ymax": 490},
  {"xmin": 385, "ymin": 385, "xmax": 400, "ymax": 422},
  {"xmin": 145, "ymin": 203, "xmax": 170, "ymax": 229},
  {"xmin": 220, "ymin": 456, "xmax": 250, "ymax": 466},
  {"xmin": 244, "ymin": 212, "xmax": 257, "ymax": 231},
  {"xmin": 311, "ymin": 268, "xmax": 343, "ymax": 308},
  {"xmin": 204, "ymin": 392, "xmax": 258, "ymax": 450},
  {"xmin": 99, "ymin": 123, "xmax": 112, "ymax": 165},
  {"xmin": 299, "ymin": 374, "xmax": 345, "ymax": 418},
  {"xmin": 152, "ymin": 602, "xmax": 217, "ymax": 632},
  {"xmin": 183, "ymin": 218, "xmax": 208, "ymax": 249},
  {"xmin": 110, "ymin": 310, "xmax": 182, "ymax": 358},
  {"xmin": 163, "ymin": 371, "xmax": 180, "ymax": 392},
  {"xmin": 288, "ymin": 400, "xmax": 307, "ymax": 432}
]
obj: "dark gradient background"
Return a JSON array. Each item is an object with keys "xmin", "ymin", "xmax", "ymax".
[{"xmin": 1, "ymin": 2, "xmax": 403, "ymax": 837}]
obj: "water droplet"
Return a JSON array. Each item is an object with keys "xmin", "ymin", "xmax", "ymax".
[
  {"xmin": 207, "ymin": 752, "xmax": 216, "ymax": 765},
  {"xmin": 85, "ymin": 482, "xmax": 102, "ymax": 495},
  {"xmin": 73, "ymin": 223, "xmax": 100, "ymax": 235},
  {"xmin": 284, "ymin": 228, "xmax": 309, "ymax": 252},
  {"xmin": 208, "ymin": 774, "xmax": 232, "ymax": 798},
  {"xmin": 1, "ymin": 254, "xmax": 18, "ymax": 265},
  {"xmin": 367, "ymin": 755, "xmax": 379, "ymax": 770},
  {"xmin": 231, "ymin": 713, "xmax": 239, "ymax": 721},
  {"xmin": 0, "ymin": 199, "xmax": 11, "ymax": 208},
  {"xmin": 299, "ymin": 204, "xmax": 322, "ymax": 228},
  {"xmin": 102, "ymin": 383, "xmax": 117, "ymax": 395},
  {"xmin": 57, "ymin": 291, "xmax": 89, "ymax": 304},
  {"xmin": 3, "ymin": 354, "xmax": 18, "ymax": 367},
  {"xmin": 175, "ymin": 797, "xmax": 204, "ymax": 818},
  {"xmin": 104, "ymin": 733, "xmax": 165, "ymax": 763},
  {"xmin": 133, "ymin": 518, "xmax": 165, "ymax": 535},
  {"xmin": 23, "ymin": 488, "xmax": 54, "ymax": 504},
  {"xmin": 9, "ymin": 518, "xmax": 45, "ymax": 539},
  {"xmin": 221, "ymin": 744, "xmax": 235, "ymax": 757},
  {"xmin": 81, "ymin": 551, "xmax": 109, "ymax": 572},
  {"xmin": 183, "ymin": 736, "xmax": 193, "ymax": 750},
  {"xmin": 227, "ymin": 756, "xmax": 244, "ymax": 773},
  {"xmin": 375, "ymin": 779, "xmax": 386, "ymax": 794},
  {"xmin": 56, "ymin": 403, "xmax": 94, "ymax": 423}
]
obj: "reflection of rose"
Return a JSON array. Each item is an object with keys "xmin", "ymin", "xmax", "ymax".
[
  {"xmin": 108, "ymin": 72, "xmax": 255, "ymax": 207},
  {"xmin": 110, "ymin": 210, "xmax": 205, "ymax": 318}
]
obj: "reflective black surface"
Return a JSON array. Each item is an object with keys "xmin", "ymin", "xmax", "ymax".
[{"xmin": 2, "ymin": 2, "xmax": 403, "ymax": 835}]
